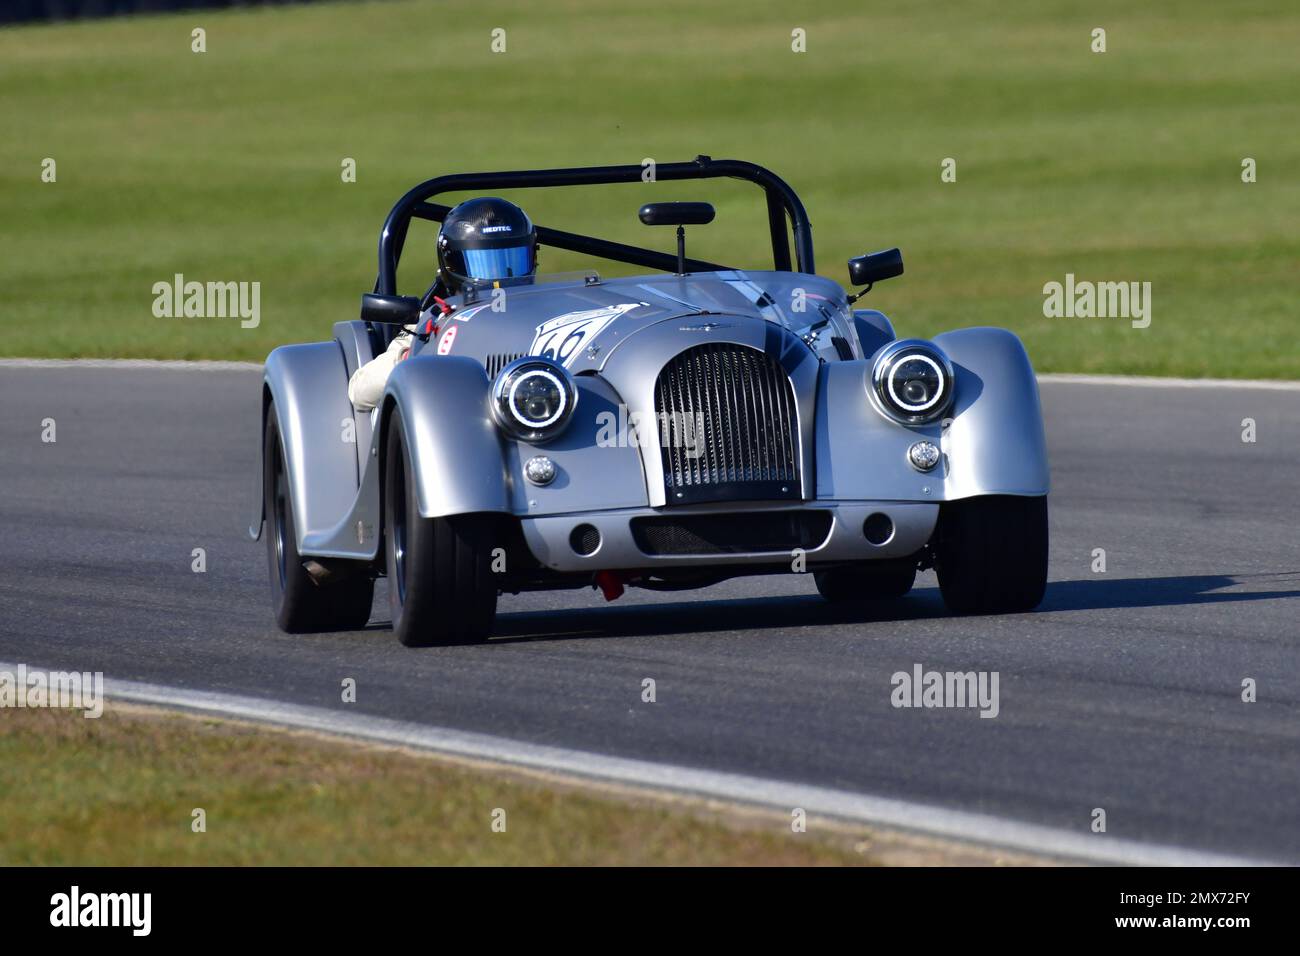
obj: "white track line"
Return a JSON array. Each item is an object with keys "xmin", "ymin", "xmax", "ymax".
[
  {"xmin": 22, "ymin": 670, "xmax": 1268, "ymax": 867},
  {"xmin": 0, "ymin": 357, "xmax": 1289, "ymax": 860},
  {"xmin": 3, "ymin": 358, "xmax": 1297, "ymax": 391},
  {"xmin": 0, "ymin": 358, "xmax": 261, "ymax": 371},
  {"xmin": 1036, "ymin": 372, "xmax": 1300, "ymax": 391}
]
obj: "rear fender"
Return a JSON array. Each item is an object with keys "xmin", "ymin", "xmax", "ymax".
[{"xmin": 249, "ymin": 342, "xmax": 358, "ymax": 549}]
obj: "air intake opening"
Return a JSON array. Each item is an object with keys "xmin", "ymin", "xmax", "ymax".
[
  {"xmin": 632, "ymin": 511, "xmax": 831, "ymax": 556},
  {"xmin": 570, "ymin": 524, "xmax": 601, "ymax": 556},
  {"xmin": 863, "ymin": 513, "xmax": 895, "ymax": 546}
]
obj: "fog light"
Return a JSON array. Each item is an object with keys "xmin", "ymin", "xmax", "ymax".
[
  {"xmin": 524, "ymin": 455, "xmax": 557, "ymax": 486},
  {"xmin": 907, "ymin": 440, "xmax": 940, "ymax": 472}
]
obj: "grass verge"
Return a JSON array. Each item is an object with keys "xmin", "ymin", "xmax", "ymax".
[
  {"xmin": 0, "ymin": 702, "xmax": 1046, "ymax": 865},
  {"xmin": 0, "ymin": 0, "xmax": 1296, "ymax": 377}
]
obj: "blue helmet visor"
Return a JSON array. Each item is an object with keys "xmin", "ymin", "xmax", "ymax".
[{"xmin": 461, "ymin": 244, "xmax": 535, "ymax": 281}]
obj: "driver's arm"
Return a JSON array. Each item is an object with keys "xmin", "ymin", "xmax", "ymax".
[{"xmin": 348, "ymin": 327, "xmax": 413, "ymax": 412}]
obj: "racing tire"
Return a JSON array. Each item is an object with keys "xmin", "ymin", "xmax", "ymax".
[
  {"xmin": 935, "ymin": 494, "xmax": 1048, "ymax": 614},
  {"xmin": 263, "ymin": 402, "xmax": 375, "ymax": 632},
  {"xmin": 383, "ymin": 407, "xmax": 499, "ymax": 646},
  {"xmin": 814, "ymin": 563, "xmax": 916, "ymax": 602}
]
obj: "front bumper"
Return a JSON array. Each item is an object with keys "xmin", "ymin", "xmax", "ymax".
[{"xmin": 518, "ymin": 500, "xmax": 939, "ymax": 572}]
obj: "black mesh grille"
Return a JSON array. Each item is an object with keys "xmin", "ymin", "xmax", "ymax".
[
  {"xmin": 654, "ymin": 343, "xmax": 800, "ymax": 504},
  {"xmin": 485, "ymin": 353, "xmax": 524, "ymax": 378},
  {"xmin": 569, "ymin": 524, "xmax": 601, "ymax": 556},
  {"xmin": 631, "ymin": 511, "xmax": 832, "ymax": 556}
]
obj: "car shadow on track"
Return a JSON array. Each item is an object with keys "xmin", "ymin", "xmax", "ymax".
[
  {"xmin": 1039, "ymin": 571, "xmax": 1300, "ymax": 614},
  {"xmin": 485, "ymin": 572, "xmax": 1300, "ymax": 642}
]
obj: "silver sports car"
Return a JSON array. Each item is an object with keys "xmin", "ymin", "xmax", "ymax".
[{"xmin": 251, "ymin": 156, "xmax": 1050, "ymax": 646}]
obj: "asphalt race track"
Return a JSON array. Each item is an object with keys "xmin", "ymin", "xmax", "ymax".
[{"xmin": 1, "ymin": 363, "xmax": 1297, "ymax": 862}]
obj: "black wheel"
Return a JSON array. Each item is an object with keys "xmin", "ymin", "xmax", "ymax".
[
  {"xmin": 264, "ymin": 402, "xmax": 374, "ymax": 632},
  {"xmin": 383, "ymin": 407, "xmax": 499, "ymax": 646},
  {"xmin": 815, "ymin": 563, "xmax": 916, "ymax": 602},
  {"xmin": 935, "ymin": 495, "xmax": 1048, "ymax": 614}
]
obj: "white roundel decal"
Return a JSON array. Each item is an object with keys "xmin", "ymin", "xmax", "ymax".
[{"xmin": 529, "ymin": 302, "xmax": 645, "ymax": 366}]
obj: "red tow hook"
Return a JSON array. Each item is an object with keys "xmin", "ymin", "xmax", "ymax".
[{"xmin": 594, "ymin": 571, "xmax": 626, "ymax": 602}]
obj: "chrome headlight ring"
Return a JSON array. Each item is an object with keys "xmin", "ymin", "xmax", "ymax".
[
  {"xmin": 490, "ymin": 357, "xmax": 578, "ymax": 443},
  {"xmin": 870, "ymin": 339, "xmax": 955, "ymax": 425}
]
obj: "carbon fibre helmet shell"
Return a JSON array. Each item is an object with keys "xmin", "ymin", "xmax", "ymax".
[{"xmin": 436, "ymin": 197, "xmax": 538, "ymax": 291}]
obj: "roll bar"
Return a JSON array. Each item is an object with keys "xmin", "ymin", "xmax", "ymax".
[{"xmin": 374, "ymin": 155, "xmax": 815, "ymax": 295}]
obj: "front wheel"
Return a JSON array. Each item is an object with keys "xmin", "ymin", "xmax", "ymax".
[
  {"xmin": 384, "ymin": 407, "xmax": 499, "ymax": 646},
  {"xmin": 935, "ymin": 495, "xmax": 1048, "ymax": 614}
]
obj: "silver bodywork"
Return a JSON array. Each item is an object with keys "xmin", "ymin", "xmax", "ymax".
[{"xmin": 250, "ymin": 269, "xmax": 1049, "ymax": 575}]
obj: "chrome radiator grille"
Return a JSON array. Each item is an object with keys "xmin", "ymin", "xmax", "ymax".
[
  {"xmin": 484, "ymin": 353, "xmax": 524, "ymax": 378},
  {"xmin": 653, "ymin": 343, "xmax": 800, "ymax": 503}
]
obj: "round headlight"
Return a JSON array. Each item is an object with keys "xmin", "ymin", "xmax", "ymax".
[
  {"xmin": 871, "ymin": 340, "xmax": 954, "ymax": 424},
  {"xmin": 491, "ymin": 358, "xmax": 577, "ymax": 442}
]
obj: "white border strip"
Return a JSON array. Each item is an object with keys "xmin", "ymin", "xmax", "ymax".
[
  {"xmin": 1037, "ymin": 372, "xmax": 1300, "ymax": 391},
  {"xmin": 23, "ymin": 670, "xmax": 1268, "ymax": 867},
  {"xmin": 0, "ymin": 358, "xmax": 261, "ymax": 371},
  {"xmin": 3, "ymin": 358, "xmax": 1297, "ymax": 391}
]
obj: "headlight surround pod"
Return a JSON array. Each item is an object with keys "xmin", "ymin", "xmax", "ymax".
[
  {"xmin": 870, "ymin": 339, "xmax": 955, "ymax": 425},
  {"xmin": 490, "ymin": 357, "xmax": 578, "ymax": 442}
]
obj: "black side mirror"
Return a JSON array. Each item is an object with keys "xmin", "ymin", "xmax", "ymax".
[
  {"xmin": 638, "ymin": 202, "xmax": 716, "ymax": 227},
  {"xmin": 848, "ymin": 248, "xmax": 904, "ymax": 288},
  {"xmin": 638, "ymin": 202, "xmax": 716, "ymax": 275},
  {"xmin": 360, "ymin": 293, "xmax": 421, "ymax": 325}
]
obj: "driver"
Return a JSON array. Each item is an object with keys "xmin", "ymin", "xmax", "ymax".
[{"xmin": 348, "ymin": 197, "xmax": 538, "ymax": 411}]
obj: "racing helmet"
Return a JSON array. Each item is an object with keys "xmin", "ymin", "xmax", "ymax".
[{"xmin": 436, "ymin": 197, "xmax": 538, "ymax": 292}]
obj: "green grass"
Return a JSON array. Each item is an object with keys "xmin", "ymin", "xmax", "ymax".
[
  {"xmin": 1, "ymin": 0, "xmax": 1296, "ymax": 376},
  {"xmin": 0, "ymin": 705, "xmax": 884, "ymax": 865}
]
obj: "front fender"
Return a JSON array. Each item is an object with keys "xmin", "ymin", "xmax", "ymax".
[
  {"xmin": 932, "ymin": 327, "xmax": 1050, "ymax": 498},
  {"xmin": 815, "ymin": 327, "xmax": 1048, "ymax": 501},
  {"xmin": 383, "ymin": 355, "xmax": 511, "ymax": 518}
]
